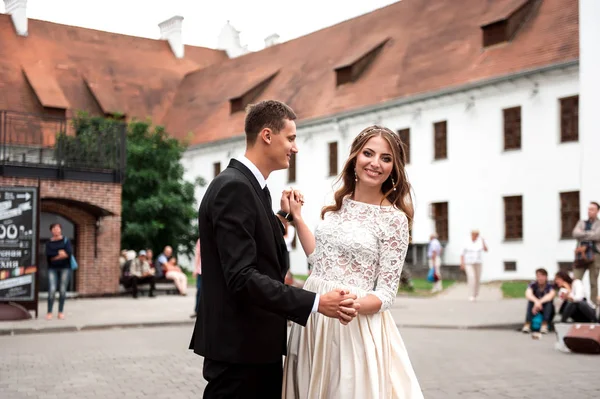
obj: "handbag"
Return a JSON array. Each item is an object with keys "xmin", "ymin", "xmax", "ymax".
[
  {"xmin": 563, "ymin": 324, "xmax": 600, "ymax": 354},
  {"xmin": 63, "ymin": 237, "xmax": 79, "ymax": 271},
  {"xmin": 427, "ymin": 267, "xmax": 439, "ymax": 283}
]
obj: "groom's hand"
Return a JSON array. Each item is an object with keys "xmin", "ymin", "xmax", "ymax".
[
  {"xmin": 318, "ymin": 289, "xmax": 358, "ymax": 321},
  {"xmin": 280, "ymin": 189, "xmax": 292, "ymax": 214}
]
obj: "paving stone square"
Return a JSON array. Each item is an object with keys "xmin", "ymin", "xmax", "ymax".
[{"xmin": 0, "ymin": 325, "xmax": 598, "ymax": 398}]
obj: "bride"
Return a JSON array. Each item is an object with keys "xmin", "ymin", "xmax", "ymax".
[{"xmin": 283, "ymin": 125, "xmax": 423, "ymax": 399}]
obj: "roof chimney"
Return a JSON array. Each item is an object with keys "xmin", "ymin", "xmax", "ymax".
[
  {"xmin": 217, "ymin": 21, "xmax": 249, "ymax": 58},
  {"xmin": 159, "ymin": 16, "xmax": 184, "ymax": 59},
  {"xmin": 4, "ymin": 0, "xmax": 28, "ymax": 36},
  {"xmin": 264, "ymin": 33, "xmax": 280, "ymax": 48}
]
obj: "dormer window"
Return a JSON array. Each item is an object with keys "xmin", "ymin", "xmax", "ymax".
[
  {"xmin": 334, "ymin": 37, "xmax": 389, "ymax": 86},
  {"xmin": 229, "ymin": 71, "xmax": 279, "ymax": 114},
  {"xmin": 22, "ymin": 63, "xmax": 69, "ymax": 115},
  {"xmin": 481, "ymin": 0, "xmax": 538, "ymax": 48},
  {"xmin": 83, "ymin": 76, "xmax": 125, "ymax": 119}
]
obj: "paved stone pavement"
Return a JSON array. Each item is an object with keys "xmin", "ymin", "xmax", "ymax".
[
  {"xmin": 1, "ymin": 325, "xmax": 598, "ymax": 399},
  {"xmin": 1, "ymin": 287, "xmax": 526, "ymax": 335},
  {"xmin": 435, "ymin": 282, "xmax": 504, "ymax": 301}
]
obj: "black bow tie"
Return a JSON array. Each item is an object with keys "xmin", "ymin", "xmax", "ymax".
[{"xmin": 263, "ymin": 186, "xmax": 272, "ymax": 208}]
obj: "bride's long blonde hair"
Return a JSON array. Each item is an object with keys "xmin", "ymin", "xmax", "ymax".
[{"xmin": 321, "ymin": 125, "xmax": 414, "ymax": 222}]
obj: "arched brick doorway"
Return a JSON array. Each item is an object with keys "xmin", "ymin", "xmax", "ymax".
[{"xmin": 40, "ymin": 198, "xmax": 119, "ymax": 295}]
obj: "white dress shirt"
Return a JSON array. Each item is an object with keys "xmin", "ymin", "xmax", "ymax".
[{"xmin": 236, "ymin": 156, "xmax": 320, "ymax": 313}]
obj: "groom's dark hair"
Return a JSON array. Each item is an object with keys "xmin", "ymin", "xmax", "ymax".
[{"xmin": 244, "ymin": 100, "xmax": 297, "ymax": 146}]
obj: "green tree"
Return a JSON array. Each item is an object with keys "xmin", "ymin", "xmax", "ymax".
[
  {"xmin": 66, "ymin": 112, "xmax": 204, "ymax": 259},
  {"xmin": 122, "ymin": 120, "xmax": 204, "ymax": 258}
]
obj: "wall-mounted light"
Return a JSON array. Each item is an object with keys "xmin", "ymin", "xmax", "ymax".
[
  {"xmin": 530, "ymin": 82, "xmax": 539, "ymax": 98},
  {"xmin": 465, "ymin": 96, "xmax": 475, "ymax": 111}
]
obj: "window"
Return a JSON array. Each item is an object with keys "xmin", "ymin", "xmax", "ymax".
[
  {"xmin": 291, "ymin": 229, "xmax": 297, "ymax": 250},
  {"xmin": 503, "ymin": 106, "xmax": 521, "ymax": 150},
  {"xmin": 558, "ymin": 262, "xmax": 573, "ymax": 272},
  {"xmin": 213, "ymin": 162, "xmax": 221, "ymax": 178},
  {"xmin": 328, "ymin": 142, "xmax": 338, "ymax": 177},
  {"xmin": 504, "ymin": 261, "xmax": 517, "ymax": 272},
  {"xmin": 434, "ymin": 121, "xmax": 447, "ymax": 160},
  {"xmin": 432, "ymin": 202, "xmax": 449, "ymax": 241},
  {"xmin": 398, "ymin": 128, "xmax": 410, "ymax": 164},
  {"xmin": 482, "ymin": 21, "xmax": 508, "ymax": 47},
  {"xmin": 560, "ymin": 95, "xmax": 579, "ymax": 142},
  {"xmin": 288, "ymin": 153, "xmax": 296, "ymax": 183},
  {"xmin": 560, "ymin": 191, "xmax": 579, "ymax": 239},
  {"xmin": 504, "ymin": 195, "xmax": 523, "ymax": 240}
]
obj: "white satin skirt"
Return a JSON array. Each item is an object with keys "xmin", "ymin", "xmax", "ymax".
[{"xmin": 283, "ymin": 276, "xmax": 424, "ymax": 399}]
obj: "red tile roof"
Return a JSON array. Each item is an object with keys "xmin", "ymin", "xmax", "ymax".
[
  {"xmin": 0, "ymin": 14, "xmax": 227, "ymax": 122},
  {"xmin": 163, "ymin": 0, "xmax": 578, "ymax": 145},
  {"xmin": 0, "ymin": 0, "xmax": 579, "ymax": 147}
]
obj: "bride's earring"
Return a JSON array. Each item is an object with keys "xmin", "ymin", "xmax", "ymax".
[
  {"xmin": 354, "ymin": 171, "xmax": 358, "ymax": 182},
  {"xmin": 391, "ymin": 177, "xmax": 397, "ymax": 191}
]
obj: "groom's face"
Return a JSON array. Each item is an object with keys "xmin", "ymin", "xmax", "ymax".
[{"xmin": 266, "ymin": 118, "xmax": 298, "ymax": 171}]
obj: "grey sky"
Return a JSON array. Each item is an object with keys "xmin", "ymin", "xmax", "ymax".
[{"xmin": 2, "ymin": 0, "xmax": 399, "ymax": 50}]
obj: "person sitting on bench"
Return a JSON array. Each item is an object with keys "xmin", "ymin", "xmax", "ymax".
[{"xmin": 128, "ymin": 250, "xmax": 156, "ymax": 299}]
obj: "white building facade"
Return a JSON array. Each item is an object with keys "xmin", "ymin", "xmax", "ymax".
[
  {"xmin": 183, "ymin": 59, "xmax": 594, "ymax": 282},
  {"xmin": 183, "ymin": 0, "xmax": 599, "ymax": 286}
]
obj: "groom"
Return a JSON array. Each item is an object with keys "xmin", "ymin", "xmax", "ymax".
[{"xmin": 189, "ymin": 100, "xmax": 358, "ymax": 398}]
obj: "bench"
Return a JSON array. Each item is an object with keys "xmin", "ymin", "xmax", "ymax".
[{"xmin": 118, "ymin": 276, "xmax": 179, "ymax": 296}]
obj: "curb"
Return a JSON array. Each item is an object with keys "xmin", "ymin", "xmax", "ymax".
[
  {"xmin": 0, "ymin": 319, "xmax": 196, "ymax": 336},
  {"xmin": 397, "ymin": 323, "xmax": 522, "ymax": 331},
  {"xmin": 0, "ymin": 319, "xmax": 522, "ymax": 336}
]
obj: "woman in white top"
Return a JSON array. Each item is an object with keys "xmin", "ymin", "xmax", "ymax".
[
  {"xmin": 554, "ymin": 271, "xmax": 598, "ymax": 323},
  {"xmin": 460, "ymin": 229, "xmax": 488, "ymax": 301},
  {"xmin": 283, "ymin": 126, "xmax": 423, "ymax": 398}
]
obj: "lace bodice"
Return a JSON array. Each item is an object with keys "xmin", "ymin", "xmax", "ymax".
[{"xmin": 307, "ymin": 197, "xmax": 409, "ymax": 311}]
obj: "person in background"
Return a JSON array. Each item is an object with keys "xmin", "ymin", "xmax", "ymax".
[
  {"xmin": 164, "ymin": 256, "xmax": 188, "ymax": 295},
  {"xmin": 155, "ymin": 246, "xmax": 172, "ymax": 279},
  {"xmin": 119, "ymin": 250, "xmax": 128, "ymax": 268},
  {"xmin": 521, "ymin": 268, "xmax": 555, "ymax": 334},
  {"xmin": 191, "ymin": 239, "xmax": 202, "ymax": 318},
  {"xmin": 129, "ymin": 250, "xmax": 156, "ymax": 299},
  {"xmin": 45, "ymin": 223, "xmax": 72, "ymax": 320},
  {"xmin": 146, "ymin": 249, "xmax": 154, "ymax": 272},
  {"xmin": 428, "ymin": 232, "xmax": 443, "ymax": 293},
  {"xmin": 284, "ymin": 222, "xmax": 296, "ymax": 269},
  {"xmin": 572, "ymin": 201, "xmax": 600, "ymax": 306},
  {"xmin": 554, "ymin": 270, "xmax": 598, "ymax": 323},
  {"xmin": 460, "ymin": 229, "xmax": 488, "ymax": 302}
]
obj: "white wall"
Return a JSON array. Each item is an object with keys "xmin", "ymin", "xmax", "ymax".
[{"xmin": 183, "ymin": 66, "xmax": 582, "ymax": 281}]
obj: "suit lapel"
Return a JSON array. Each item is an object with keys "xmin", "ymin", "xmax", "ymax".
[{"xmin": 228, "ymin": 160, "xmax": 287, "ymax": 273}]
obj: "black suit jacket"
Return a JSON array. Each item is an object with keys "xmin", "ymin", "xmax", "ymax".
[{"xmin": 189, "ymin": 159, "xmax": 316, "ymax": 364}]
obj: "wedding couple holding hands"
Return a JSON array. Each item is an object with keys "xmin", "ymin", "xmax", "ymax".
[{"xmin": 190, "ymin": 100, "xmax": 423, "ymax": 398}]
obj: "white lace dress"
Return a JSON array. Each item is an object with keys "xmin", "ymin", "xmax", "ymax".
[{"xmin": 283, "ymin": 197, "xmax": 423, "ymax": 399}]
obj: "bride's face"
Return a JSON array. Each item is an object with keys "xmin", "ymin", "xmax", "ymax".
[{"xmin": 354, "ymin": 135, "xmax": 394, "ymax": 189}]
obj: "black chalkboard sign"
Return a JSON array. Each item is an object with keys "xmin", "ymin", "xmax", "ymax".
[{"xmin": 0, "ymin": 186, "xmax": 39, "ymax": 316}]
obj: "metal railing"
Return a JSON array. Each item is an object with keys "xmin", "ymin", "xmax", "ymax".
[{"xmin": 0, "ymin": 110, "xmax": 126, "ymax": 182}]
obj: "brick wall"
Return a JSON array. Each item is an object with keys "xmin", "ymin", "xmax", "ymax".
[{"xmin": 0, "ymin": 177, "xmax": 122, "ymax": 295}]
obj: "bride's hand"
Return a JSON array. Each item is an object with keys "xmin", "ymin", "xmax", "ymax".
[{"xmin": 289, "ymin": 190, "xmax": 304, "ymax": 220}]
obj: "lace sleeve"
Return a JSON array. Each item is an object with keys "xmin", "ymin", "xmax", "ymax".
[{"xmin": 371, "ymin": 211, "xmax": 409, "ymax": 311}]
